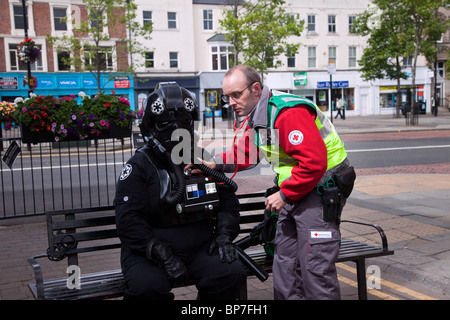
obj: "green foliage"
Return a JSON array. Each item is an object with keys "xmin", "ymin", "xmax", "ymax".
[
  {"xmin": 352, "ymin": 0, "xmax": 449, "ymax": 120},
  {"xmin": 219, "ymin": 0, "xmax": 304, "ymax": 76}
]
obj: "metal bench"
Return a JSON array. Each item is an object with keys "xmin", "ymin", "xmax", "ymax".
[{"xmin": 28, "ymin": 192, "xmax": 393, "ymax": 300}]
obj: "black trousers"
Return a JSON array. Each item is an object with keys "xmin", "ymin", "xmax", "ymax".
[
  {"xmin": 335, "ymin": 108, "xmax": 344, "ymax": 119},
  {"xmin": 121, "ymin": 221, "xmax": 246, "ymax": 300}
]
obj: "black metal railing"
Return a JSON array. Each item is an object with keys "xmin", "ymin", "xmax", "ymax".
[
  {"xmin": 1, "ymin": 116, "xmax": 234, "ymax": 219},
  {"xmin": 0, "ymin": 126, "xmax": 134, "ymax": 219}
]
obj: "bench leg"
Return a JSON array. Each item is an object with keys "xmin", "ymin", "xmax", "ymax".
[
  {"xmin": 355, "ymin": 259, "xmax": 368, "ymax": 300},
  {"xmin": 238, "ymin": 279, "xmax": 248, "ymax": 300}
]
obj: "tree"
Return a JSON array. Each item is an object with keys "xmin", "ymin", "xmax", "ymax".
[
  {"xmin": 47, "ymin": 0, "xmax": 152, "ymax": 94},
  {"xmin": 352, "ymin": 3, "xmax": 409, "ymax": 117},
  {"xmin": 353, "ymin": 0, "xmax": 449, "ymax": 122},
  {"xmin": 402, "ymin": 0, "xmax": 449, "ymax": 124},
  {"xmin": 219, "ymin": 0, "xmax": 304, "ymax": 77}
]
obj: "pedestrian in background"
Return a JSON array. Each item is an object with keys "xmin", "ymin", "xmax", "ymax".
[{"xmin": 335, "ymin": 97, "xmax": 345, "ymax": 120}]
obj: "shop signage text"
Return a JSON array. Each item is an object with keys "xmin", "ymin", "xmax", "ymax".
[
  {"xmin": 317, "ymin": 81, "xmax": 349, "ymax": 89},
  {"xmin": 0, "ymin": 77, "xmax": 18, "ymax": 90}
]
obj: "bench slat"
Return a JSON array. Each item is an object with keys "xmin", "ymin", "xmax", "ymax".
[{"xmin": 52, "ymin": 216, "xmax": 116, "ymax": 230}]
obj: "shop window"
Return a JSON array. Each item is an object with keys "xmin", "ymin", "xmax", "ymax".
[
  {"xmin": 343, "ymin": 88, "xmax": 355, "ymax": 111},
  {"xmin": 316, "ymin": 90, "xmax": 328, "ymax": 111}
]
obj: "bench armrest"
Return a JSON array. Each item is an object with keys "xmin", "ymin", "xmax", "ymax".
[
  {"xmin": 27, "ymin": 254, "xmax": 47, "ymax": 300},
  {"xmin": 340, "ymin": 220, "xmax": 389, "ymax": 252}
]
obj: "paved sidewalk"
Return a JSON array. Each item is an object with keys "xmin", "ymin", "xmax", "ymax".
[{"xmin": 1, "ymin": 110, "xmax": 449, "ymax": 300}]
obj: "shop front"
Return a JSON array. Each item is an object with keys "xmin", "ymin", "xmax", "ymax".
[
  {"xmin": 199, "ymin": 72, "xmax": 232, "ymax": 121},
  {"xmin": 134, "ymin": 74, "xmax": 199, "ymax": 113},
  {"xmin": 379, "ymin": 84, "xmax": 426, "ymax": 114},
  {"xmin": 266, "ymin": 71, "xmax": 357, "ymax": 116}
]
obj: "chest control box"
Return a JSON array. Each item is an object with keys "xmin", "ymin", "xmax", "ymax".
[{"xmin": 176, "ymin": 175, "xmax": 220, "ymax": 214}]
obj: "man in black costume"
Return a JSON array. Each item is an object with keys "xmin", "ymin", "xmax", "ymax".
[{"xmin": 115, "ymin": 82, "xmax": 246, "ymax": 300}]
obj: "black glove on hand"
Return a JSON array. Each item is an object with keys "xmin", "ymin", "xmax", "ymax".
[
  {"xmin": 208, "ymin": 234, "xmax": 238, "ymax": 264},
  {"xmin": 149, "ymin": 241, "xmax": 189, "ymax": 283}
]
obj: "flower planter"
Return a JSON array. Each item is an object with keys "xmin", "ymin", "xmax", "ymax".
[
  {"xmin": 15, "ymin": 93, "xmax": 135, "ymax": 144},
  {"xmin": 21, "ymin": 120, "xmax": 132, "ymax": 144},
  {"xmin": 93, "ymin": 121, "xmax": 132, "ymax": 140},
  {"xmin": 21, "ymin": 125, "xmax": 54, "ymax": 144}
]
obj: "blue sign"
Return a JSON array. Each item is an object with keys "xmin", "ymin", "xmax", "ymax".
[
  {"xmin": 58, "ymin": 78, "xmax": 79, "ymax": 88},
  {"xmin": 83, "ymin": 78, "xmax": 97, "ymax": 88},
  {"xmin": 38, "ymin": 78, "xmax": 55, "ymax": 89},
  {"xmin": 317, "ymin": 81, "xmax": 349, "ymax": 89}
]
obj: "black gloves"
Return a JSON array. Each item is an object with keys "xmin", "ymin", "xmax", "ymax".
[
  {"xmin": 209, "ymin": 234, "xmax": 238, "ymax": 264},
  {"xmin": 208, "ymin": 184, "xmax": 241, "ymax": 264},
  {"xmin": 147, "ymin": 240, "xmax": 189, "ymax": 283}
]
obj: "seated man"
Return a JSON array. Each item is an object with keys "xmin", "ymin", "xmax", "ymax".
[{"xmin": 114, "ymin": 82, "xmax": 246, "ymax": 300}]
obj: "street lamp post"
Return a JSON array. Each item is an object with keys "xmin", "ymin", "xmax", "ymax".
[{"xmin": 21, "ymin": 0, "xmax": 33, "ymax": 97}]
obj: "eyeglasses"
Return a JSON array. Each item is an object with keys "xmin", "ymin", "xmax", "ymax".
[{"xmin": 222, "ymin": 82, "xmax": 255, "ymax": 104}]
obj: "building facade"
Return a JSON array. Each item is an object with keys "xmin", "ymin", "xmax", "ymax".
[
  {"xmin": 0, "ymin": 0, "xmax": 448, "ymax": 117},
  {"xmin": 0, "ymin": 0, "xmax": 135, "ymax": 104}
]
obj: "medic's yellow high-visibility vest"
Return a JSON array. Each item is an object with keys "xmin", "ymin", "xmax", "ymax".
[{"xmin": 255, "ymin": 91, "xmax": 347, "ymax": 186}]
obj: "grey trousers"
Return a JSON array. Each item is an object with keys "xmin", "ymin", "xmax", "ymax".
[{"xmin": 272, "ymin": 188, "xmax": 342, "ymax": 300}]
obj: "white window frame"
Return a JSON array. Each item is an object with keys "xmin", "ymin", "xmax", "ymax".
[
  {"xmin": 9, "ymin": 2, "xmax": 35, "ymax": 37},
  {"xmin": 307, "ymin": 15, "xmax": 316, "ymax": 32},
  {"xmin": 349, "ymin": 46, "xmax": 357, "ymax": 68},
  {"xmin": 308, "ymin": 46, "xmax": 316, "ymax": 68},
  {"xmin": 8, "ymin": 42, "xmax": 44, "ymax": 72},
  {"xmin": 52, "ymin": 6, "xmax": 68, "ymax": 32},
  {"xmin": 169, "ymin": 51, "xmax": 179, "ymax": 68},
  {"xmin": 210, "ymin": 44, "xmax": 235, "ymax": 71},
  {"xmin": 168, "ymin": 12, "xmax": 177, "ymax": 29},
  {"xmin": 328, "ymin": 15, "xmax": 336, "ymax": 33},
  {"xmin": 203, "ymin": 9, "xmax": 213, "ymax": 30},
  {"xmin": 56, "ymin": 51, "xmax": 71, "ymax": 72},
  {"xmin": 328, "ymin": 46, "xmax": 337, "ymax": 64},
  {"xmin": 143, "ymin": 10, "xmax": 152, "ymax": 27},
  {"xmin": 145, "ymin": 51, "xmax": 154, "ymax": 68},
  {"xmin": 287, "ymin": 53, "xmax": 296, "ymax": 68},
  {"xmin": 348, "ymin": 15, "xmax": 356, "ymax": 33},
  {"xmin": 88, "ymin": 8, "xmax": 109, "ymax": 36},
  {"xmin": 83, "ymin": 45, "xmax": 115, "ymax": 72}
]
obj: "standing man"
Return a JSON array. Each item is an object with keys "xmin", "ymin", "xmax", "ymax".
[{"xmin": 193, "ymin": 65, "xmax": 355, "ymax": 300}]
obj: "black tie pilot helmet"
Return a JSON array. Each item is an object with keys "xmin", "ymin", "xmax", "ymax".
[{"xmin": 139, "ymin": 82, "xmax": 199, "ymax": 155}]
